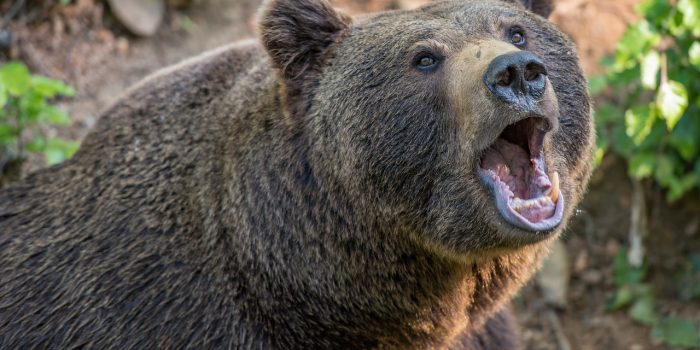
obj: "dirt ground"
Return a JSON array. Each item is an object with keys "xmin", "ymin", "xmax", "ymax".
[{"xmin": 2, "ymin": 0, "xmax": 698, "ymax": 349}]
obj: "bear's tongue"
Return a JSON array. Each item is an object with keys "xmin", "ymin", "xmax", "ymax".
[{"xmin": 480, "ymin": 138, "xmax": 559, "ymax": 224}]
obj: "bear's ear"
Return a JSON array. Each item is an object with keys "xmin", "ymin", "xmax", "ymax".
[
  {"xmin": 260, "ymin": 1, "xmax": 350, "ymax": 80},
  {"xmin": 516, "ymin": 0, "xmax": 554, "ymax": 18},
  {"xmin": 259, "ymin": 0, "xmax": 351, "ymax": 120}
]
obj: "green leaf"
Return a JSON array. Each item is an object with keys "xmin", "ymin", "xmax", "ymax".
[
  {"xmin": 606, "ymin": 66, "xmax": 642, "ymax": 88},
  {"xmin": 629, "ymin": 295, "xmax": 657, "ymax": 325},
  {"xmin": 18, "ymin": 92, "xmax": 45, "ymax": 123},
  {"xmin": 678, "ymin": 0, "xmax": 700, "ymax": 36},
  {"xmin": 638, "ymin": 119, "xmax": 666, "ymax": 151},
  {"xmin": 690, "ymin": 42, "xmax": 700, "ymax": 69},
  {"xmin": 678, "ymin": 254, "xmax": 700, "ymax": 301},
  {"xmin": 26, "ymin": 137, "xmax": 46, "ymax": 153},
  {"xmin": 613, "ymin": 21, "xmax": 660, "ymax": 72},
  {"xmin": 594, "ymin": 139, "xmax": 609, "ymax": 168},
  {"xmin": 607, "ymin": 285, "xmax": 634, "ymax": 310},
  {"xmin": 625, "ymin": 104, "xmax": 656, "ymax": 145},
  {"xmin": 612, "ymin": 125, "xmax": 634, "ymax": 157},
  {"xmin": 613, "ymin": 248, "xmax": 647, "ymax": 285},
  {"xmin": 651, "ymin": 317, "xmax": 700, "ymax": 348},
  {"xmin": 670, "ymin": 114, "xmax": 699, "ymax": 161},
  {"xmin": 629, "ymin": 152, "xmax": 657, "ymax": 179},
  {"xmin": 667, "ymin": 174, "xmax": 700, "ymax": 202},
  {"xmin": 596, "ymin": 103, "xmax": 624, "ymax": 124},
  {"xmin": 44, "ymin": 147, "xmax": 66, "ymax": 165},
  {"xmin": 31, "ymin": 75, "xmax": 75, "ymax": 98},
  {"xmin": 691, "ymin": 255, "xmax": 700, "ymax": 272},
  {"xmin": 0, "ymin": 123, "xmax": 15, "ymax": 144},
  {"xmin": 0, "ymin": 61, "xmax": 31, "ymax": 96},
  {"xmin": 38, "ymin": 106, "xmax": 71, "ymax": 125},
  {"xmin": 44, "ymin": 138, "xmax": 79, "ymax": 165},
  {"xmin": 637, "ymin": 0, "xmax": 672, "ymax": 20},
  {"xmin": 588, "ymin": 75, "xmax": 607, "ymax": 95},
  {"xmin": 656, "ymin": 80, "xmax": 688, "ymax": 130},
  {"xmin": 0, "ymin": 83, "xmax": 7, "ymax": 107},
  {"xmin": 640, "ymin": 51, "xmax": 660, "ymax": 89},
  {"xmin": 178, "ymin": 14, "xmax": 196, "ymax": 33},
  {"xmin": 653, "ymin": 154, "xmax": 676, "ymax": 187}
]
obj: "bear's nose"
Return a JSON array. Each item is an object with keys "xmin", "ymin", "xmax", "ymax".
[{"xmin": 483, "ymin": 51, "xmax": 547, "ymax": 109}]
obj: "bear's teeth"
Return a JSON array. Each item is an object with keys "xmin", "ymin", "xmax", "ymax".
[
  {"xmin": 549, "ymin": 172, "xmax": 560, "ymax": 203},
  {"xmin": 511, "ymin": 196, "xmax": 553, "ymax": 212}
]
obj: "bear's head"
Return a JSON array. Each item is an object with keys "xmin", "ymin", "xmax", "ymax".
[{"xmin": 260, "ymin": 0, "xmax": 594, "ymax": 258}]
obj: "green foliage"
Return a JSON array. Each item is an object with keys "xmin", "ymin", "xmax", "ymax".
[
  {"xmin": 598, "ymin": 5, "xmax": 700, "ymax": 342},
  {"xmin": 0, "ymin": 61, "xmax": 79, "ymax": 171},
  {"xmin": 676, "ymin": 254, "xmax": 700, "ymax": 301},
  {"xmin": 652, "ymin": 317, "xmax": 700, "ymax": 348},
  {"xmin": 607, "ymin": 248, "xmax": 652, "ymax": 312},
  {"xmin": 608, "ymin": 249, "xmax": 700, "ymax": 348},
  {"xmin": 594, "ymin": 0, "xmax": 700, "ymax": 201}
]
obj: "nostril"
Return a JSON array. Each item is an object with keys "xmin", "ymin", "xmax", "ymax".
[
  {"xmin": 524, "ymin": 62, "xmax": 546, "ymax": 82},
  {"xmin": 497, "ymin": 67, "xmax": 516, "ymax": 87}
]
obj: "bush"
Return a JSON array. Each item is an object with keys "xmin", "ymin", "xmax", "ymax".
[
  {"xmin": 608, "ymin": 249, "xmax": 700, "ymax": 348},
  {"xmin": 0, "ymin": 61, "xmax": 79, "ymax": 181},
  {"xmin": 593, "ymin": 0, "xmax": 700, "ymax": 202}
]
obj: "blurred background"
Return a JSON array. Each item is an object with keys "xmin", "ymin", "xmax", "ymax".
[{"xmin": 0, "ymin": 0, "xmax": 698, "ymax": 349}]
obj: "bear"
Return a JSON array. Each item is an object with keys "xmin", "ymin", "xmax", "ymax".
[{"xmin": 0, "ymin": 0, "xmax": 594, "ymax": 348}]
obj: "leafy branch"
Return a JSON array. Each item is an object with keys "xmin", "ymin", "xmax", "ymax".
[
  {"xmin": 0, "ymin": 61, "xmax": 79, "ymax": 182},
  {"xmin": 593, "ymin": 0, "xmax": 700, "ymax": 202}
]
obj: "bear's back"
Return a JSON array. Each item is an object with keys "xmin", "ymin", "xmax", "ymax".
[{"xmin": 0, "ymin": 41, "xmax": 276, "ymax": 349}]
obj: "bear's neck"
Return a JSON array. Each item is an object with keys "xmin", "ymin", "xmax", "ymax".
[{"xmin": 222, "ymin": 127, "xmax": 547, "ymax": 348}]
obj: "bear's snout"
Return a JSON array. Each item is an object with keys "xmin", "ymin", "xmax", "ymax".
[{"xmin": 483, "ymin": 51, "xmax": 547, "ymax": 111}]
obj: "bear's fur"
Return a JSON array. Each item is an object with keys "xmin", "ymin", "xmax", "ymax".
[{"xmin": 0, "ymin": 0, "xmax": 594, "ymax": 348}]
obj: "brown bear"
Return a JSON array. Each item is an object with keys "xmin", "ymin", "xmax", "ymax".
[{"xmin": 0, "ymin": 0, "xmax": 594, "ymax": 348}]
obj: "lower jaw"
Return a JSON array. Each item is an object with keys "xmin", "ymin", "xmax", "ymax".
[
  {"xmin": 496, "ymin": 190, "xmax": 565, "ymax": 232},
  {"xmin": 478, "ymin": 171, "xmax": 565, "ymax": 232}
]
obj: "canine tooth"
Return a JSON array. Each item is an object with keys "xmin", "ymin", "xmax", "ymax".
[{"xmin": 550, "ymin": 172, "xmax": 560, "ymax": 203}]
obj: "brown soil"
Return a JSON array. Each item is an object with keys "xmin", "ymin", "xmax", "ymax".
[
  {"xmin": 550, "ymin": 0, "xmax": 640, "ymax": 75},
  {"xmin": 2, "ymin": 1, "xmax": 698, "ymax": 349}
]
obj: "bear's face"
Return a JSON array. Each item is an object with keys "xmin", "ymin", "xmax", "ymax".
[{"xmin": 261, "ymin": 0, "xmax": 594, "ymax": 256}]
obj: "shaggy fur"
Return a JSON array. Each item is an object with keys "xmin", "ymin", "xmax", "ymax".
[{"xmin": 0, "ymin": 0, "xmax": 593, "ymax": 349}]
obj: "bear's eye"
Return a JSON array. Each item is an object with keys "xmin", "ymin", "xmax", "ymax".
[
  {"xmin": 419, "ymin": 57, "xmax": 435, "ymax": 67},
  {"xmin": 510, "ymin": 28, "xmax": 527, "ymax": 47},
  {"xmin": 414, "ymin": 53, "xmax": 440, "ymax": 72}
]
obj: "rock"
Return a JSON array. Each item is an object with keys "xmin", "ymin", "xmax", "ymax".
[
  {"xmin": 107, "ymin": 0, "xmax": 165, "ymax": 37},
  {"xmin": 536, "ymin": 241, "xmax": 571, "ymax": 308}
]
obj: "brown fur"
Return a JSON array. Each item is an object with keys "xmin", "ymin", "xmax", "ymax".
[{"xmin": 0, "ymin": 0, "xmax": 592, "ymax": 349}]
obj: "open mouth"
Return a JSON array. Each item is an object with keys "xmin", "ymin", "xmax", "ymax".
[{"xmin": 478, "ymin": 117, "xmax": 564, "ymax": 232}]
